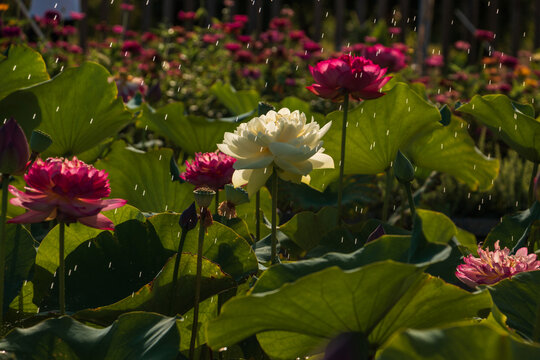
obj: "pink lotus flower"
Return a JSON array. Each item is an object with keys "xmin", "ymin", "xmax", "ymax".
[
  {"xmin": 178, "ymin": 11, "xmax": 197, "ymax": 21},
  {"xmin": 8, "ymin": 157, "xmax": 126, "ymax": 230},
  {"xmin": 1, "ymin": 26, "xmax": 21, "ymax": 38},
  {"xmin": 425, "ymin": 54, "xmax": 444, "ymax": 68},
  {"xmin": 388, "ymin": 27, "xmax": 402, "ymax": 35},
  {"xmin": 69, "ymin": 11, "xmax": 86, "ymax": 21},
  {"xmin": 120, "ymin": 3, "xmax": 135, "ymax": 11},
  {"xmin": 454, "ymin": 40, "xmax": 471, "ymax": 51},
  {"xmin": 180, "ymin": 152, "xmax": 236, "ymax": 191},
  {"xmin": 225, "ymin": 42, "xmax": 241, "ymax": 52},
  {"xmin": 233, "ymin": 14, "xmax": 249, "ymax": 23},
  {"xmin": 363, "ymin": 44, "xmax": 407, "ymax": 73},
  {"xmin": 475, "ymin": 29, "xmax": 495, "ymax": 42},
  {"xmin": 307, "ymin": 55, "xmax": 391, "ymax": 102},
  {"xmin": 456, "ymin": 241, "xmax": 540, "ymax": 288},
  {"xmin": 121, "ymin": 40, "xmax": 142, "ymax": 54}
]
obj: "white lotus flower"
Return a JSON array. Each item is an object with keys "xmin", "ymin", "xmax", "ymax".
[{"xmin": 217, "ymin": 108, "xmax": 334, "ymax": 196}]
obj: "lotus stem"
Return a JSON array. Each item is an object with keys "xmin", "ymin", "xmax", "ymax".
[
  {"xmin": 528, "ymin": 162, "xmax": 539, "ymax": 206},
  {"xmin": 189, "ymin": 211, "xmax": 206, "ymax": 360},
  {"xmin": 271, "ymin": 169, "xmax": 278, "ymax": 264},
  {"xmin": 58, "ymin": 221, "xmax": 66, "ymax": 315},
  {"xmin": 169, "ymin": 228, "xmax": 188, "ymax": 315},
  {"xmin": 214, "ymin": 191, "xmax": 219, "ymax": 215},
  {"xmin": 337, "ymin": 94, "xmax": 349, "ymax": 225},
  {"xmin": 255, "ymin": 191, "xmax": 260, "ymax": 241},
  {"xmin": 382, "ymin": 169, "xmax": 393, "ymax": 221},
  {"xmin": 0, "ymin": 175, "xmax": 9, "ymax": 323},
  {"xmin": 404, "ymin": 182, "xmax": 416, "ymax": 220}
]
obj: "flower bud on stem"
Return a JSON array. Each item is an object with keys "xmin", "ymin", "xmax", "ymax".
[{"xmin": 189, "ymin": 190, "xmax": 214, "ymax": 360}]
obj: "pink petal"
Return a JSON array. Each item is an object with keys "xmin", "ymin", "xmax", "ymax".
[
  {"xmin": 78, "ymin": 213, "xmax": 115, "ymax": 231},
  {"xmin": 8, "ymin": 210, "xmax": 53, "ymax": 224}
]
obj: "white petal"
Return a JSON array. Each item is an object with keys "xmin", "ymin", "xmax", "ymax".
[
  {"xmin": 232, "ymin": 169, "xmax": 251, "ymax": 187},
  {"xmin": 246, "ymin": 167, "xmax": 272, "ymax": 196},
  {"xmin": 233, "ymin": 155, "xmax": 274, "ymax": 170},
  {"xmin": 308, "ymin": 151, "xmax": 335, "ymax": 169}
]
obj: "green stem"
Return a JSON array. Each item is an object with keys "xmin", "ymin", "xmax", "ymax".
[
  {"xmin": 255, "ymin": 191, "xmax": 260, "ymax": 241},
  {"xmin": 529, "ymin": 162, "xmax": 539, "ymax": 206},
  {"xmin": 270, "ymin": 169, "xmax": 278, "ymax": 264},
  {"xmin": 404, "ymin": 182, "xmax": 416, "ymax": 220},
  {"xmin": 337, "ymin": 95, "xmax": 349, "ymax": 226},
  {"xmin": 382, "ymin": 169, "xmax": 393, "ymax": 221},
  {"xmin": 214, "ymin": 191, "xmax": 219, "ymax": 215},
  {"xmin": 59, "ymin": 222, "xmax": 65, "ymax": 315},
  {"xmin": 0, "ymin": 175, "xmax": 9, "ymax": 323},
  {"xmin": 169, "ymin": 229, "xmax": 188, "ymax": 315},
  {"xmin": 189, "ymin": 216, "xmax": 206, "ymax": 359},
  {"xmin": 478, "ymin": 126, "xmax": 487, "ymax": 153}
]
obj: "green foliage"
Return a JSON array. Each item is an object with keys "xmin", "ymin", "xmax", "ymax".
[
  {"xmin": 378, "ymin": 323, "xmax": 540, "ymax": 360},
  {"xmin": 488, "ymin": 270, "xmax": 540, "ymax": 341},
  {"xmin": 459, "ymin": 94, "xmax": 540, "ymax": 162},
  {"xmin": 0, "ymin": 312, "xmax": 181, "ymax": 359},
  {"xmin": 210, "ymin": 82, "xmax": 259, "ymax": 115},
  {"xmin": 0, "ymin": 45, "xmax": 49, "ymax": 101},
  {"xmin": 0, "ymin": 62, "xmax": 132, "ymax": 157},
  {"xmin": 207, "ymin": 261, "xmax": 492, "ymax": 360},
  {"xmin": 95, "ymin": 141, "xmax": 194, "ymax": 213}
]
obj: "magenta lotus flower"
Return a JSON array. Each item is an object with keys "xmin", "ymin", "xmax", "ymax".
[
  {"xmin": 0, "ymin": 118, "xmax": 30, "ymax": 175},
  {"xmin": 475, "ymin": 29, "xmax": 495, "ymax": 42},
  {"xmin": 425, "ymin": 54, "xmax": 444, "ymax": 68},
  {"xmin": 307, "ymin": 55, "xmax": 391, "ymax": 102},
  {"xmin": 181, "ymin": 152, "xmax": 236, "ymax": 191},
  {"xmin": 363, "ymin": 44, "xmax": 407, "ymax": 73},
  {"xmin": 456, "ymin": 241, "xmax": 540, "ymax": 288},
  {"xmin": 8, "ymin": 157, "xmax": 126, "ymax": 230}
]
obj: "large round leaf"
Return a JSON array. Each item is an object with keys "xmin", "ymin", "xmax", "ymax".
[
  {"xmin": 0, "ymin": 312, "xmax": 180, "ymax": 359},
  {"xmin": 3, "ymin": 224, "xmax": 37, "ymax": 315},
  {"xmin": 138, "ymin": 103, "xmax": 238, "ymax": 154},
  {"xmin": 95, "ymin": 141, "xmax": 194, "ymax": 213},
  {"xmin": 207, "ymin": 261, "xmax": 492, "ymax": 359},
  {"xmin": 0, "ymin": 62, "xmax": 132, "ymax": 157},
  {"xmin": 210, "ymin": 82, "xmax": 259, "ymax": 115},
  {"xmin": 404, "ymin": 116, "xmax": 499, "ymax": 191},
  {"xmin": 377, "ymin": 323, "xmax": 540, "ymax": 360},
  {"xmin": 149, "ymin": 213, "xmax": 258, "ymax": 281},
  {"xmin": 458, "ymin": 94, "xmax": 540, "ymax": 162},
  {"xmin": 0, "ymin": 45, "xmax": 49, "ymax": 100},
  {"xmin": 75, "ymin": 253, "xmax": 235, "ymax": 326},
  {"xmin": 310, "ymin": 83, "xmax": 441, "ymax": 190},
  {"xmin": 32, "ymin": 206, "xmax": 159, "ymax": 310},
  {"xmin": 488, "ymin": 270, "xmax": 540, "ymax": 341}
]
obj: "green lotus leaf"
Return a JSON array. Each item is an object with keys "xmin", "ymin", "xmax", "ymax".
[
  {"xmin": 96, "ymin": 141, "xmax": 194, "ymax": 213},
  {"xmin": 404, "ymin": 116, "xmax": 499, "ymax": 191},
  {"xmin": 377, "ymin": 323, "xmax": 540, "ymax": 360},
  {"xmin": 210, "ymin": 82, "xmax": 259, "ymax": 115},
  {"xmin": 138, "ymin": 102, "xmax": 238, "ymax": 154},
  {"xmin": 0, "ymin": 62, "xmax": 132, "ymax": 157},
  {"xmin": 3, "ymin": 224, "xmax": 37, "ymax": 315},
  {"xmin": 148, "ymin": 213, "xmax": 258, "ymax": 281},
  {"xmin": 458, "ymin": 94, "xmax": 540, "ymax": 162},
  {"xmin": 207, "ymin": 261, "xmax": 492, "ymax": 359},
  {"xmin": 75, "ymin": 253, "xmax": 235, "ymax": 326},
  {"xmin": 0, "ymin": 312, "xmax": 180, "ymax": 359},
  {"xmin": 488, "ymin": 270, "xmax": 540, "ymax": 341},
  {"xmin": 309, "ymin": 83, "xmax": 497, "ymax": 192},
  {"xmin": 0, "ymin": 44, "xmax": 49, "ymax": 100}
]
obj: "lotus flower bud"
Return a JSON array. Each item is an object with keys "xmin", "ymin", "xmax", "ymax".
[
  {"xmin": 393, "ymin": 150, "xmax": 415, "ymax": 183},
  {"xmin": 29, "ymin": 129, "xmax": 53, "ymax": 153},
  {"xmin": 193, "ymin": 187, "xmax": 215, "ymax": 209},
  {"xmin": 224, "ymin": 184, "xmax": 249, "ymax": 205},
  {"xmin": 179, "ymin": 202, "xmax": 198, "ymax": 231},
  {"xmin": 0, "ymin": 118, "xmax": 30, "ymax": 175},
  {"xmin": 367, "ymin": 225, "xmax": 385, "ymax": 243}
]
